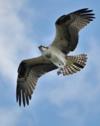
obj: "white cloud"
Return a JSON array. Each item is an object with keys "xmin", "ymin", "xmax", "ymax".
[
  {"xmin": 0, "ymin": 0, "xmax": 39, "ymax": 86},
  {"xmin": 0, "ymin": 107, "xmax": 21, "ymax": 126}
]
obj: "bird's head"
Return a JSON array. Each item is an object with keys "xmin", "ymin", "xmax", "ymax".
[{"xmin": 38, "ymin": 45, "xmax": 49, "ymax": 53}]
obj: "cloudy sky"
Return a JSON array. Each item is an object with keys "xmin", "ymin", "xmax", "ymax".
[{"xmin": 0, "ymin": 0, "xmax": 100, "ymax": 126}]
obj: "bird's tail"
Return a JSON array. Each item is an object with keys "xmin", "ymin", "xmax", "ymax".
[{"xmin": 57, "ymin": 54, "xmax": 87, "ymax": 76}]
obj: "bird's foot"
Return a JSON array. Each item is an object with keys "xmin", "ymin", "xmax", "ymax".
[
  {"xmin": 57, "ymin": 66, "xmax": 68, "ymax": 76},
  {"xmin": 57, "ymin": 68, "xmax": 64, "ymax": 75}
]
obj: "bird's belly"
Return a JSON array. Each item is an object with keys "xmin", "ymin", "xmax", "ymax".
[
  {"xmin": 49, "ymin": 53, "xmax": 66, "ymax": 68},
  {"xmin": 44, "ymin": 46, "xmax": 67, "ymax": 68}
]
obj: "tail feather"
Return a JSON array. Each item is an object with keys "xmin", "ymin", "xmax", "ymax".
[{"xmin": 57, "ymin": 54, "xmax": 87, "ymax": 76}]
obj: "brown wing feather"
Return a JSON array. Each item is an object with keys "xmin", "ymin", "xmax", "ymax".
[
  {"xmin": 16, "ymin": 56, "xmax": 57, "ymax": 106},
  {"xmin": 52, "ymin": 8, "xmax": 95, "ymax": 53},
  {"xmin": 70, "ymin": 8, "xmax": 95, "ymax": 31}
]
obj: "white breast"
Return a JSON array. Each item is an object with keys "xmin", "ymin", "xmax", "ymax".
[{"xmin": 47, "ymin": 46, "xmax": 67, "ymax": 68}]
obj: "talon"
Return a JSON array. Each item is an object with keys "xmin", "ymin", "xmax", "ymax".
[
  {"xmin": 57, "ymin": 68, "xmax": 63, "ymax": 75},
  {"xmin": 57, "ymin": 71, "xmax": 61, "ymax": 75}
]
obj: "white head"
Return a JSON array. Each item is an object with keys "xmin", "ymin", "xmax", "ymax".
[{"xmin": 38, "ymin": 45, "xmax": 49, "ymax": 53}]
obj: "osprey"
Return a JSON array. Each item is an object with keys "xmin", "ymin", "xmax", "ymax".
[{"xmin": 16, "ymin": 8, "xmax": 95, "ymax": 106}]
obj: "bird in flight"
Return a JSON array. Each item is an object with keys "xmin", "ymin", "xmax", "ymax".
[{"xmin": 16, "ymin": 8, "xmax": 95, "ymax": 106}]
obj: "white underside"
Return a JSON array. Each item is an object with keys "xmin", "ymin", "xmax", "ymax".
[{"xmin": 44, "ymin": 46, "xmax": 67, "ymax": 68}]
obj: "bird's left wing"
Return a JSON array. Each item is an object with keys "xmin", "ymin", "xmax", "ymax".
[
  {"xmin": 16, "ymin": 56, "xmax": 57, "ymax": 106},
  {"xmin": 51, "ymin": 8, "xmax": 95, "ymax": 54}
]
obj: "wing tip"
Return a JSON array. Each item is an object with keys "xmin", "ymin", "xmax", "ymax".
[
  {"xmin": 74, "ymin": 8, "xmax": 95, "ymax": 24},
  {"xmin": 16, "ymin": 95, "xmax": 30, "ymax": 107},
  {"xmin": 55, "ymin": 8, "xmax": 95, "ymax": 25},
  {"xmin": 16, "ymin": 86, "xmax": 31, "ymax": 107},
  {"xmin": 74, "ymin": 8, "xmax": 94, "ymax": 14}
]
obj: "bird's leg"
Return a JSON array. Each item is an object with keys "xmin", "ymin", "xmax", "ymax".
[
  {"xmin": 57, "ymin": 68, "xmax": 63, "ymax": 75},
  {"xmin": 57, "ymin": 66, "xmax": 68, "ymax": 76}
]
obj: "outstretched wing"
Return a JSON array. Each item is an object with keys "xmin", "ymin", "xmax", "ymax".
[
  {"xmin": 16, "ymin": 56, "xmax": 57, "ymax": 106},
  {"xmin": 51, "ymin": 8, "xmax": 95, "ymax": 54}
]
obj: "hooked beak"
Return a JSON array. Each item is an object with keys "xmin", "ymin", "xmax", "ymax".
[{"xmin": 38, "ymin": 46, "xmax": 43, "ymax": 51}]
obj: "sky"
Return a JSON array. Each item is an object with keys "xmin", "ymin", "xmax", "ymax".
[{"xmin": 0, "ymin": 0, "xmax": 100, "ymax": 126}]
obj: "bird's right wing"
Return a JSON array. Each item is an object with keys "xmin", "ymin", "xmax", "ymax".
[
  {"xmin": 51, "ymin": 8, "xmax": 95, "ymax": 54},
  {"xmin": 16, "ymin": 56, "xmax": 57, "ymax": 106}
]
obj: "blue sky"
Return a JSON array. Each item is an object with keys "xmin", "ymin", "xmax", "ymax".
[{"xmin": 0, "ymin": 0, "xmax": 100, "ymax": 126}]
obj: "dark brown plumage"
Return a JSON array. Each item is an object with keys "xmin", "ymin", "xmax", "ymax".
[
  {"xmin": 52, "ymin": 8, "xmax": 95, "ymax": 53},
  {"xmin": 16, "ymin": 56, "xmax": 57, "ymax": 106}
]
